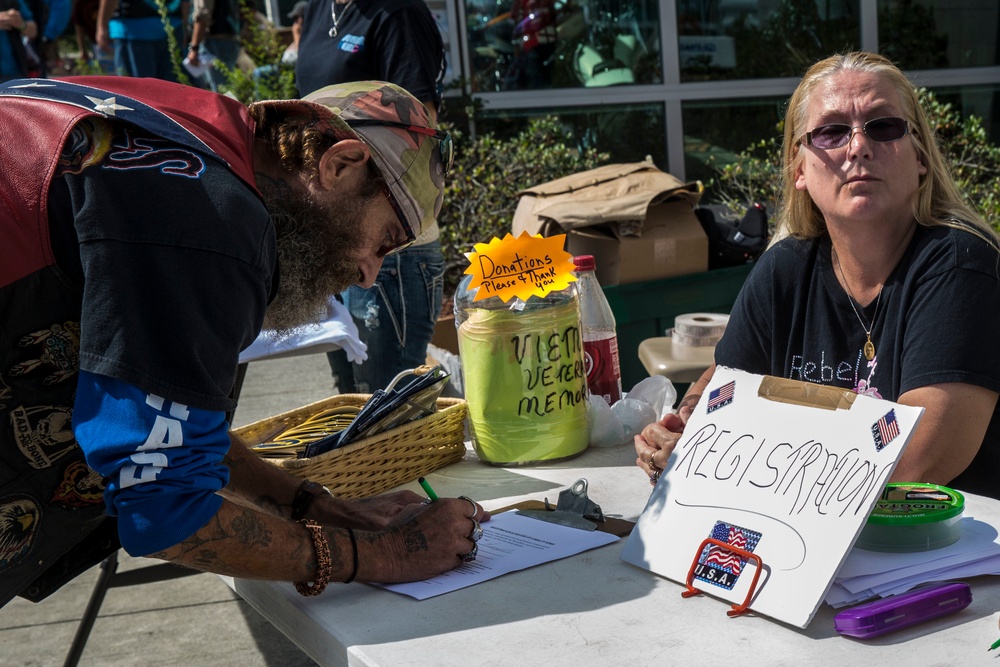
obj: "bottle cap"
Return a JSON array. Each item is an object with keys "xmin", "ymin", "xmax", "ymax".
[{"xmin": 572, "ymin": 255, "xmax": 596, "ymax": 271}]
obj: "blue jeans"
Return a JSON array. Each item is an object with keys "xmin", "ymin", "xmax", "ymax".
[
  {"xmin": 114, "ymin": 35, "xmax": 181, "ymax": 81},
  {"xmin": 327, "ymin": 241, "xmax": 445, "ymax": 393}
]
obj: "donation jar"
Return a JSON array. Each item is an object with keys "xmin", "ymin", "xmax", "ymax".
[{"xmin": 455, "ymin": 274, "xmax": 590, "ymax": 465}]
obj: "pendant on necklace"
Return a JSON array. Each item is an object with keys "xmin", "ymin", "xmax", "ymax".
[{"xmin": 864, "ymin": 337, "xmax": 875, "ymax": 361}]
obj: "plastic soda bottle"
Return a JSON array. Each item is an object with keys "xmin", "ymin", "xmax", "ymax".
[{"xmin": 572, "ymin": 255, "xmax": 622, "ymax": 405}]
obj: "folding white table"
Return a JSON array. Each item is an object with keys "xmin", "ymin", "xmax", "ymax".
[{"xmin": 227, "ymin": 444, "xmax": 1000, "ymax": 666}]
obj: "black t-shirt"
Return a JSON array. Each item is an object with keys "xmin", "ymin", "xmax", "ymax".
[
  {"xmin": 295, "ymin": 0, "xmax": 444, "ymax": 103},
  {"xmin": 716, "ymin": 225, "xmax": 1000, "ymax": 498},
  {"xmin": 48, "ymin": 119, "xmax": 275, "ymax": 412}
]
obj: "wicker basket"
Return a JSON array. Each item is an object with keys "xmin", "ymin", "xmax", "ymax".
[{"xmin": 233, "ymin": 394, "xmax": 468, "ymax": 498}]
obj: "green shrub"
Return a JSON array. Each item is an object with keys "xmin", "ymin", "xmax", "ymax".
[
  {"xmin": 222, "ymin": 3, "xmax": 298, "ymax": 103},
  {"xmin": 708, "ymin": 89, "xmax": 1000, "ymax": 230},
  {"xmin": 438, "ymin": 114, "xmax": 610, "ymax": 296}
]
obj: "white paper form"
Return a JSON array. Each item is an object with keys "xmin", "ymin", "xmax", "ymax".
[
  {"xmin": 373, "ymin": 511, "xmax": 620, "ymax": 600},
  {"xmin": 825, "ymin": 517, "xmax": 1000, "ymax": 606}
]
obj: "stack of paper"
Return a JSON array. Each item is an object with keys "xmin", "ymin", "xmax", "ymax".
[{"xmin": 826, "ymin": 515, "xmax": 1000, "ymax": 607}]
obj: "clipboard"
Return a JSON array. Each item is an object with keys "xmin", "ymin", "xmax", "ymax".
[
  {"xmin": 620, "ymin": 366, "xmax": 925, "ymax": 628},
  {"xmin": 495, "ymin": 500, "xmax": 634, "ymax": 537}
]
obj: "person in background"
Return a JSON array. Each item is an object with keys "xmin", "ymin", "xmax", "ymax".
[
  {"xmin": 72, "ymin": 0, "xmax": 113, "ymax": 71},
  {"xmin": 296, "ymin": 0, "xmax": 449, "ymax": 395},
  {"xmin": 0, "ymin": 77, "xmax": 485, "ymax": 607},
  {"xmin": 0, "ymin": 0, "xmax": 37, "ymax": 81},
  {"xmin": 281, "ymin": 0, "xmax": 304, "ymax": 65},
  {"xmin": 30, "ymin": 0, "xmax": 71, "ymax": 75},
  {"xmin": 96, "ymin": 0, "xmax": 187, "ymax": 80},
  {"xmin": 186, "ymin": 0, "xmax": 239, "ymax": 92},
  {"xmin": 635, "ymin": 51, "xmax": 1000, "ymax": 500}
]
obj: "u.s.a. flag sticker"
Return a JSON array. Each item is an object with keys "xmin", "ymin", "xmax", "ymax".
[{"xmin": 871, "ymin": 409, "xmax": 901, "ymax": 452}]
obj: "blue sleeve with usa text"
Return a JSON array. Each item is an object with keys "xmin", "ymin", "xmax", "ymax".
[{"xmin": 72, "ymin": 371, "xmax": 230, "ymax": 556}]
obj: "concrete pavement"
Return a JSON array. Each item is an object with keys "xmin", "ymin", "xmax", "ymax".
[{"xmin": 1, "ymin": 353, "xmax": 341, "ymax": 667}]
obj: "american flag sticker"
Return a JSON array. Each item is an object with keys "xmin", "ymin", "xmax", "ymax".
[
  {"xmin": 694, "ymin": 521, "xmax": 762, "ymax": 591},
  {"xmin": 871, "ymin": 409, "xmax": 901, "ymax": 452},
  {"xmin": 706, "ymin": 381, "xmax": 735, "ymax": 414}
]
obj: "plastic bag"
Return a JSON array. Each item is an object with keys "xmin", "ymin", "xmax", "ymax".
[{"xmin": 587, "ymin": 375, "xmax": 677, "ymax": 447}]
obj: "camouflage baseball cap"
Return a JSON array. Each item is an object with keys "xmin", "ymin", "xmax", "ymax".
[{"xmin": 301, "ymin": 82, "xmax": 447, "ymax": 239}]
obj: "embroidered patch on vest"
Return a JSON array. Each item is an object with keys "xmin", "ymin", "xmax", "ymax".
[
  {"xmin": 0, "ymin": 494, "xmax": 41, "ymax": 571},
  {"xmin": 0, "ymin": 373, "xmax": 11, "ymax": 411},
  {"xmin": 51, "ymin": 460, "xmax": 106, "ymax": 507},
  {"xmin": 12, "ymin": 405, "xmax": 76, "ymax": 470},
  {"xmin": 9, "ymin": 321, "xmax": 80, "ymax": 386}
]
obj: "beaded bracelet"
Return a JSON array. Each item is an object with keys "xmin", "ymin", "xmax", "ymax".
[{"xmin": 294, "ymin": 520, "xmax": 331, "ymax": 596}]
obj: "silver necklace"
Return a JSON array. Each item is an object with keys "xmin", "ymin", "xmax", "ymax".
[
  {"xmin": 329, "ymin": 0, "xmax": 354, "ymax": 38},
  {"xmin": 834, "ymin": 251, "xmax": 883, "ymax": 361}
]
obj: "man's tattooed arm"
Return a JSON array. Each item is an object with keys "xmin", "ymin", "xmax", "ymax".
[{"xmin": 152, "ymin": 499, "xmax": 351, "ymax": 582}]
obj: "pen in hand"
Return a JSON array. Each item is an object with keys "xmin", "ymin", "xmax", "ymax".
[{"xmin": 418, "ymin": 477, "xmax": 438, "ymax": 502}]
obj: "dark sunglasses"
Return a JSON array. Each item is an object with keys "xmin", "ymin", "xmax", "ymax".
[
  {"xmin": 803, "ymin": 116, "xmax": 909, "ymax": 150},
  {"xmin": 345, "ymin": 119, "xmax": 454, "ymax": 174},
  {"xmin": 380, "ymin": 182, "xmax": 416, "ymax": 256}
]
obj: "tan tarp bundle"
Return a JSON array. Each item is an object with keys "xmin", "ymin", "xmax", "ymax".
[{"xmin": 511, "ymin": 160, "xmax": 704, "ymax": 237}]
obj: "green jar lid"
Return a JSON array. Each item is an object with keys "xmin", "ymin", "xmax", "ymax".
[{"xmin": 866, "ymin": 483, "xmax": 964, "ymax": 525}]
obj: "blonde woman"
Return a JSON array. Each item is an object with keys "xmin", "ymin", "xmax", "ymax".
[{"xmin": 636, "ymin": 52, "xmax": 1000, "ymax": 499}]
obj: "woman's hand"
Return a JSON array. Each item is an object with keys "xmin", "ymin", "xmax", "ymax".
[
  {"xmin": 634, "ymin": 412, "xmax": 686, "ymax": 484},
  {"xmin": 634, "ymin": 364, "xmax": 715, "ymax": 484}
]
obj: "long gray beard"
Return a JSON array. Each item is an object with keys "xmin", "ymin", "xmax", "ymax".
[{"xmin": 261, "ymin": 189, "xmax": 366, "ymax": 337}]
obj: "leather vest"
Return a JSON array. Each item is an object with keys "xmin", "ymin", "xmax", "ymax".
[{"xmin": 0, "ymin": 77, "xmax": 257, "ymax": 604}]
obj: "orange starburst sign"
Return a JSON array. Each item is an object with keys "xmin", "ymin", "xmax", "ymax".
[{"xmin": 463, "ymin": 232, "xmax": 577, "ymax": 302}]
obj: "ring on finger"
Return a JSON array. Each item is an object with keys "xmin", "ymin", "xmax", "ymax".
[
  {"xmin": 469, "ymin": 519, "xmax": 483, "ymax": 543},
  {"xmin": 461, "ymin": 544, "xmax": 478, "ymax": 563},
  {"xmin": 650, "ymin": 468, "xmax": 660, "ymax": 484},
  {"xmin": 458, "ymin": 495, "xmax": 478, "ymax": 518}
]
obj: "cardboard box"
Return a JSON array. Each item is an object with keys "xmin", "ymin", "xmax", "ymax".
[
  {"xmin": 431, "ymin": 314, "xmax": 459, "ymax": 356},
  {"xmin": 564, "ymin": 198, "xmax": 707, "ymax": 285},
  {"xmin": 510, "ymin": 162, "xmax": 708, "ymax": 286}
]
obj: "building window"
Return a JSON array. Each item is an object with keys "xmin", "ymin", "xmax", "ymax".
[
  {"xmin": 464, "ymin": 0, "xmax": 663, "ymax": 92},
  {"xmin": 677, "ymin": 0, "xmax": 861, "ymax": 81},
  {"xmin": 474, "ymin": 101, "xmax": 668, "ymax": 165},
  {"xmin": 879, "ymin": 0, "xmax": 1000, "ymax": 69},
  {"xmin": 682, "ymin": 95, "xmax": 786, "ymax": 185}
]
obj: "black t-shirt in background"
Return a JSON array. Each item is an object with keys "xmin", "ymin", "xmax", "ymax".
[{"xmin": 295, "ymin": 0, "xmax": 444, "ymax": 103}]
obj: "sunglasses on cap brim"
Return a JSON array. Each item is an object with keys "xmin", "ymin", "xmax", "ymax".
[{"xmin": 345, "ymin": 118, "xmax": 454, "ymax": 175}]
